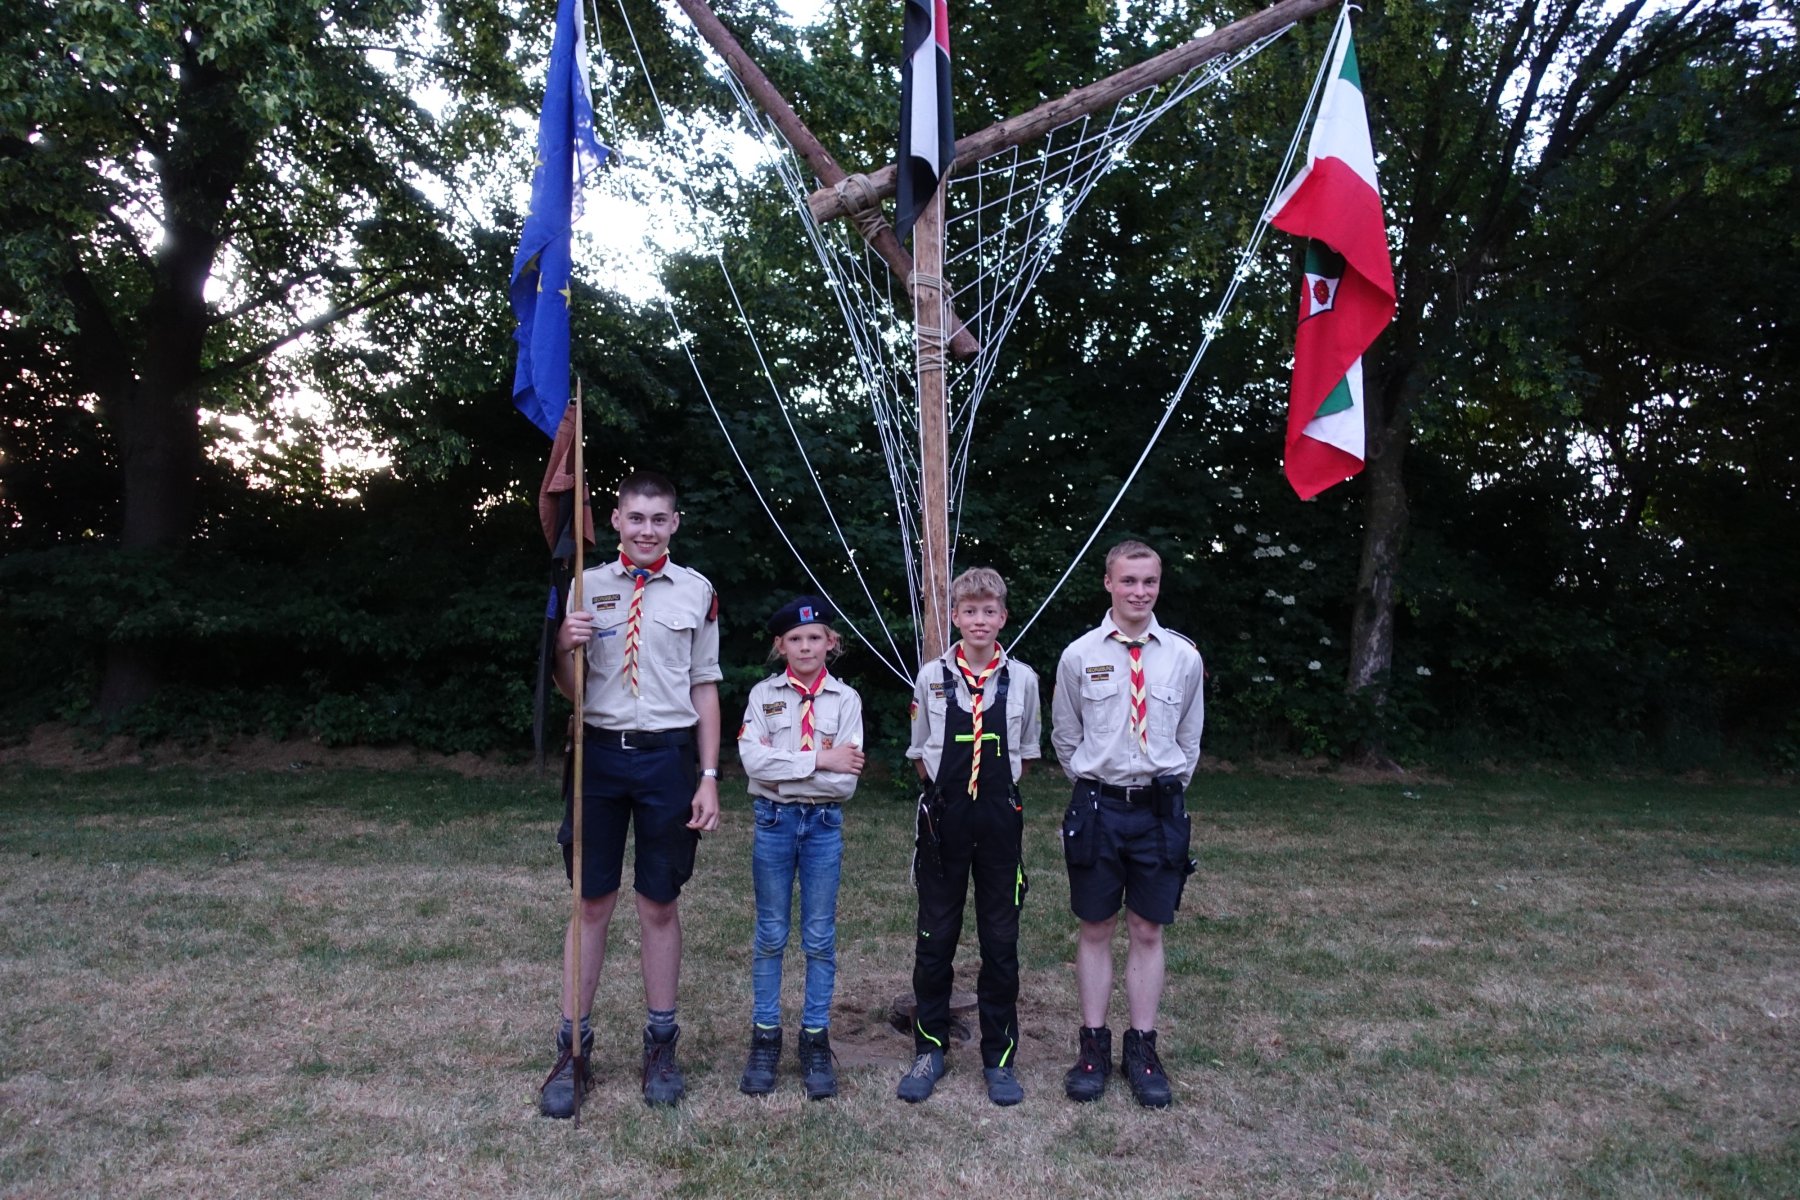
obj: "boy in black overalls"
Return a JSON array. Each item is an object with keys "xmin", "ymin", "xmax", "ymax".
[{"xmin": 899, "ymin": 567, "xmax": 1042, "ymax": 1105}]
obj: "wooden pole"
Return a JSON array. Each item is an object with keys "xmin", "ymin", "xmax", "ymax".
[
  {"xmin": 914, "ymin": 182, "xmax": 951, "ymax": 663},
  {"xmin": 567, "ymin": 383, "xmax": 588, "ymax": 1128},
  {"xmin": 669, "ymin": 0, "xmax": 978, "ymax": 360},
  {"xmin": 808, "ymin": 0, "xmax": 1340, "ymax": 223}
]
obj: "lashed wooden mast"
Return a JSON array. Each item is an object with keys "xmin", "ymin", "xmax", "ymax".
[{"xmin": 671, "ymin": 0, "xmax": 1340, "ymax": 664}]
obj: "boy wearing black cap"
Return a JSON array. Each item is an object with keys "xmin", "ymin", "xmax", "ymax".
[{"xmin": 735, "ymin": 596, "xmax": 866, "ymax": 1099}]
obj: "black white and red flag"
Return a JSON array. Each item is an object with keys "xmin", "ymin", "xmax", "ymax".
[{"xmin": 896, "ymin": 0, "xmax": 954, "ymax": 243}]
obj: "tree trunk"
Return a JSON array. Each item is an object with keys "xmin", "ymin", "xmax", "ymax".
[
  {"xmin": 92, "ymin": 42, "xmax": 253, "ymax": 717},
  {"xmin": 1346, "ymin": 394, "xmax": 1411, "ymax": 704}
]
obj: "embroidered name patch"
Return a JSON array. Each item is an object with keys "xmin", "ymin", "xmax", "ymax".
[
  {"xmin": 1085, "ymin": 665, "xmax": 1114, "ymax": 681},
  {"xmin": 763, "ymin": 701, "xmax": 787, "ymax": 716},
  {"xmin": 929, "ymin": 682, "xmax": 948, "ymax": 698},
  {"xmin": 593, "ymin": 593, "xmax": 621, "ymax": 611}
]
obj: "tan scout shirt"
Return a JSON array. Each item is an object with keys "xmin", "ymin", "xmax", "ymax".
[
  {"xmin": 906, "ymin": 643, "xmax": 1043, "ymax": 783},
  {"xmin": 737, "ymin": 672, "xmax": 865, "ymax": 803},
  {"xmin": 571, "ymin": 557, "xmax": 722, "ymax": 731},
  {"xmin": 1051, "ymin": 612, "xmax": 1205, "ymax": 786}
]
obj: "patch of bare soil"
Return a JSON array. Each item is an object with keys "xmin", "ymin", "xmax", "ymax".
[{"xmin": 0, "ymin": 723, "xmax": 535, "ymax": 778}]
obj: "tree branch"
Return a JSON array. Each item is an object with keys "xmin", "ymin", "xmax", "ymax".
[{"xmin": 196, "ymin": 279, "xmax": 426, "ymax": 383}]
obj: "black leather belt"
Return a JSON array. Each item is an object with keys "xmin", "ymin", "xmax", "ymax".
[
  {"xmin": 1085, "ymin": 779, "xmax": 1154, "ymax": 803},
  {"xmin": 584, "ymin": 726, "xmax": 694, "ymax": 750}
]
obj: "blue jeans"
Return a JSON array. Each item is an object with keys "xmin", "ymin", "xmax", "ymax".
[{"xmin": 751, "ymin": 798, "xmax": 844, "ymax": 1029}]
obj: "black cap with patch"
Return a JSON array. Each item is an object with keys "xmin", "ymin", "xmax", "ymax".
[{"xmin": 767, "ymin": 595, "xmax": 836, "ymax": 637}]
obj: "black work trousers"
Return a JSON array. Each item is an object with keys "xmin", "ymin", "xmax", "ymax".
[{"xmin": 912, "ymin": 789, "xmax": 1026, "ymax": 1067}]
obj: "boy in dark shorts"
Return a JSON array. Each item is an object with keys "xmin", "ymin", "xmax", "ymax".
[
  {"xmin": 542, "ymin": 470, "xmax": 722, "ymax": 1114},
  {"xmin": 1050, "ymin": 540, "xmax": 1204, "ymax": 1108}
]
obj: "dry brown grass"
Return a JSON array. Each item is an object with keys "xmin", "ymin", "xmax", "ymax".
[{"xmin": 1, "ymin": 765, "xmax": 1795, "ymax": 1199}]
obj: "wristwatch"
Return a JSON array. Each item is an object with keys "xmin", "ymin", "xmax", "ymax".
[{"xmin": 700, "ymin": 768, "xmax": 720, "ymax": 779}]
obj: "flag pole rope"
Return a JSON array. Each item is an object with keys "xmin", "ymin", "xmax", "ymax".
[{"xmin": 1010, "ymin": 15, "xmax": 1341, "ymax": 647}]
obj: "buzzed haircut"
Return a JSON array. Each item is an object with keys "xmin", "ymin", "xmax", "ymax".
[
  {"xmin": 1104, "ymin": 539, "xmax": 1161, "ymax": 575},
  {"xmin": 950, "ymin": 566, "xmax": 1008, "ymax": 609},
  {"xmin": 616, "ymin": 469, "xmax": 678, "ymax": 509}
]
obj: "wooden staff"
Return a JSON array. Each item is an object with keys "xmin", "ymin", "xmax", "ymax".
[
  {"xmin": 914, "ymin": 183, "xmax": 951, "ymax": 663},
  {"xmin": 567, "ymin": 381, "xmax": 589, "ymax": 1127}
]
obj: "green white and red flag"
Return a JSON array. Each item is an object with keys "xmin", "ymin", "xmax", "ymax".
[{"xmin": 1268, "ymin": 24, "xmax": 1394, "ymax": 500}]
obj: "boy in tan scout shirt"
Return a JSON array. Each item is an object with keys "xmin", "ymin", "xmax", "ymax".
[
  {"xmin": 1050, "ymin": 539, "xmax": 1204, "ymax": 1108},
  {"xmin": 543, "ymin": 470, "xmax": 722, "ymax": 1114}
]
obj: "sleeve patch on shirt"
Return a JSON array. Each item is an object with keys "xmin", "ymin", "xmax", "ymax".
[
  {"xmin": 736, "ymin": 722, "xmax": 748, "ymax": 740},
  {"xmin": 707, "ymin": 592, "xmax": 720, "ymax": 622},
  {"xmin": 908, "ymin": 700, "xmax": 919, "ymax": 721}
]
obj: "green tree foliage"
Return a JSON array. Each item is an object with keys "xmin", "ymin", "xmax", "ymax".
[
  {"xmin": 2, "ymin": 0, "xmax": 1794, "ymax": 766},
  {"xmin": 0, "ymin": 0, "xmax": 525, "ymax": 708}
]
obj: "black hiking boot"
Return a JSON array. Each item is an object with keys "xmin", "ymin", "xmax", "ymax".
[
  {"xmin": 739, "ymin": 1026, "xmax": 782, "ymax": 1096},
  {"xmin": 798, "ymin": 1028, "xmax": 838, "ymax": 1100},
  {"xmin": 1121, "ymin": 1027, "xmax": 1172, "ymax": 1108},
  {"xmin": 1063, "ymin": 1025, "xmax": 1112, "ymax": 1103},
  {"xmin": 641, "ymin": 1025, "xmax": 686, "ymax": 1106},
  {"xmin": 539, "ymin": 1025, "xmax": 594, "ymax": 1119}
]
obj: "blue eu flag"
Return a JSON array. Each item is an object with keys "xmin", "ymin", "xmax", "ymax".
[{"xmin": 510, "ymin": 0, "xmax": 613, "ymax": 438}]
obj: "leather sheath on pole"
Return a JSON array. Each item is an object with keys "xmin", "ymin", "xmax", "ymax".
[
  {"xmin": 669, "ymin": 0, "xmax": 978, "ymax": 360},
  {"xmin": 807, "ymin": 0, "xmax": 1342, "ymax": 223}
]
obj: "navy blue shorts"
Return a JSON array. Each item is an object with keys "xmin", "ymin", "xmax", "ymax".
[
  {"xmin": 1061, "ymin": 779, "xmax": 1193, "ymax": 925},
  {"xmin": 559, "ymin": 732, "xmax": 699, "ymax": 903}
]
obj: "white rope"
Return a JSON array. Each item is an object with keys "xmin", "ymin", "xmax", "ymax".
[
  {"xmin": 589, "ymin": 1, "xmax": 1320, "ymax": 666},
  {"xmin": 1010, "ymin": 15, "xmax": 1340, "ymax": 648},
  {"xmin": 601, "ymin": 2, "xmax": 914, "ymax": 681}
]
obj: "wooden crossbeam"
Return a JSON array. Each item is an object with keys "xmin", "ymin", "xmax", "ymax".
[
  {"xmin": 671, "ymin": 0, "xmax": 980, "ymax": 360},
  {"xmin": 807, "ymin": 0, "xmax": 1340, "ymax": 224}
]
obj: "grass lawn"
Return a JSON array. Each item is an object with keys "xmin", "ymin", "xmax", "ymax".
[{"xmin": 1, "ymin": 762, "xmax": 1796, "ymax": 1199}]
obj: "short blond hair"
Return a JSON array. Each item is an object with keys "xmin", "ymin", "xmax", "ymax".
[
  {"xmin": 949, "ymin": 566, "xmax": 1008, "ymax": 609},
  {"xmin": 1104, "ymin": 540, "xmax": 1160, "ymax": 575}
]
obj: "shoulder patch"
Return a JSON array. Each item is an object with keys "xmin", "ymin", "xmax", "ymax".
[
  {"xmin": 908, "ymin": 699, "xmax": 919, "ymax": 721},
  {"xmin": 736, "ymin": 722, "xmax": 748, "ymax": 741},
  {"xmin": 707, "ymin": 591, "xmax": 719, "ymax": 623}
]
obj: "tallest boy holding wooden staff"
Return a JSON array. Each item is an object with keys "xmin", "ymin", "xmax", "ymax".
[{"xmin": 544, "ymin": 470, "xmax": 722, "ymax": 1115}]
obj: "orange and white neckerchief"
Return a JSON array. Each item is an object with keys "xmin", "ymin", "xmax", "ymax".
[
  {"xmin": 786, "ymin": 667, "xmax": 827, "ymax": 750},
  {"xmin": 1109, "ymin": 631, "xmax": 1149, "ymax": 750},
  {"xmin": 619, "ymin": 549, "xmax": 668, "ymax": 696},
  {"xmin": 954, "ymin": 644, "xmax": 1003, "ymax": 797}
]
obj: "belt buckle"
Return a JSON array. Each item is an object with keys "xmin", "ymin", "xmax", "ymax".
[{"xmin": 618, "ymin": 730, "xmax": 639, "ymax": 751}]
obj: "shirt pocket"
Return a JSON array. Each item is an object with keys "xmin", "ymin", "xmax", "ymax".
[
  {"xmin": 585, "ymin": 607, "xmax": 630, "ymax": 672},
  {"xmin": 1149, "ymin": 683, "xmax": 1183, "ymax": 737},
  {"xmin": 1081, "ymin": 677, "xmax": 1121, "ymax": 733},
  {"xmin": 650, "ymin": 609, "xmax": 697, "ymax": 676}
]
